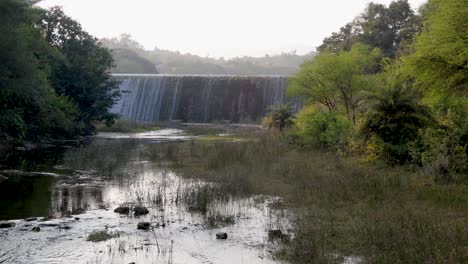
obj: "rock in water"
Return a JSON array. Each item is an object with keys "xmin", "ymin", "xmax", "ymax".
[
  {"xmin": 114, "ymin": 206, "xmax": 130, "ymax": 215},
  {"xmin": 134, "ymin": 205, "xmax": 149, "ymax": 216},
  {"xmin": 32, "ymin": 227, "xmax": 40, "ymax": 232},
  {"xmin": 137, "ymin": 222, "xmax": 151, "ymax": 230},
  {"xmin": 0, "ymin": 221, "xmax": 15, "ymax": 228},
  {"xmin": 216, "ymin": 232, "xmax": 228, "ymax": 239}
]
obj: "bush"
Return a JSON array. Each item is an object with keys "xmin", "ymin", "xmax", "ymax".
[{"xmin": 294, "ymin": 107, "xmax": 353, "ymax": 150}]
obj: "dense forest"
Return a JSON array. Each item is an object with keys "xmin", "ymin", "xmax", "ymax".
[
  {"xmin": 0, "ymin": 0, "xmax": 119, "ymax": 145},
  {"xmin": 281, "ymin": 0, "xmax": 467, "ymax": 179},
  {"xmin": 101, "ymin": 34, "xmax": 314, "ymax": 75}
]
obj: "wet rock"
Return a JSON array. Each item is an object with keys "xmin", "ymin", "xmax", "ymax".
[
  {"xmin": 32, "ymin": 227, "xmax": 40, "ymax": 232},
  {"xmin": 114, "ymin": 206, "xmax": 130, "ymax": 214},
  {"xmin": 24, "ymin": 217, "xmax": 38, "ymax": 222},
  {"xmin": 137, "ymin": 222, "xmax": 151, "ymax": 230},
  {"xmin": 74, "ymin": 217, "xmax": 80, "ymax": 221},
  {"xmin": 216, "ymin": 232, "xmax": 228, "ymax": 239},
  {"xmin": 39, "ymin": 222, "xmax": 59, "ymax": 227},
  {"xmin": 129, "ymin": 262, "xmax": 136, "ymax": 264},
  {"xmin": 134, "ymin": 205, "xmax": 149, "ymax": 216},
  {"xmin": 0, "ymin": 221, "xmax": 16, "ymax": 228}
]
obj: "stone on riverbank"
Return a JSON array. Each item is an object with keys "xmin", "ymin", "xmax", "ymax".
[
  {"xmin": 114, "ymin": 206, "xmax": 130, "ymax": 214},
  {"xmin": 134, "ymin": 205, "xmax": 149, "ymax": 216},
  {"xmin": 0, "ymin": 221, "xmax": 16, "ymax": 228},
  {"xmin": 216, "ymin": 232, "xmax": 228, "ymax": 239},
  {"xmin": 137, "ymin": 222, "xmax": 151, "ymax": 230}
]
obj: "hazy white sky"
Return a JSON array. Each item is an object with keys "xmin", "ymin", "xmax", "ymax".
[{"xmin": 37, "ymin": 0, "xmax": 426, "ymax": 58}]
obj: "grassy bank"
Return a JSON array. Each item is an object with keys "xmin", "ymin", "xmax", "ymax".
[
  {"xmin": 96, "ymin": 119, "xmax": 161, "ymax": 133},
  {"xmin": 147, "ymin": 132, "xmax": 468, "ymax": 263}
]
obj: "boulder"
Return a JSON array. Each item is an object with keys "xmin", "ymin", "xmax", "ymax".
[
  {"xmin": 114, "ymin": 206, "xmax": 130, "ymax": 215},
  {"xmin": 137, "ymin": 222, "xmax": 151, "ymax": 230},
  {"xmin": 216, "ymin": 232, "xmax": 228, "ymax": 239},
  {"xmin": 32, "ymin": 227, "xmax": 40, "ymax": 232},
  {"xmin": 0, "ymin": 221, "xmax": 16, "ymax": 228},
  {"xmin": 134, "ymin": 205, "xmax": 149, "ymax": 216}
]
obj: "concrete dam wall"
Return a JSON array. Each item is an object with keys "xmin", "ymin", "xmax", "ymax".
[{"xmin": 110, "ymin": 74, "xmax": 298, "ymax": 123}]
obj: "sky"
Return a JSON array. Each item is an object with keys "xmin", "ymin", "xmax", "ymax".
[{"xmin": 37, "ymin": 0, "xmax": 427, "ymax": 58}]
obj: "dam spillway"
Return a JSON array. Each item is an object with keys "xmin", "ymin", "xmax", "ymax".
[{"xmin": 110, "ymin": 74, "xmax": 297, "ymax": 123}]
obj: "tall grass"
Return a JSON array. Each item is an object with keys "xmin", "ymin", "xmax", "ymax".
[
  {"xmin": 96, "ymin": 119, "xmax": 160, "ymax": 133},
  {"xmin": 146, "ymin": 132, "xmax": 468, "ymax": 263}
]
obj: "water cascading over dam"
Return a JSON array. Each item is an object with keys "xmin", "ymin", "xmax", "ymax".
[{"xmin": 110, "ymin": 74, "xmax": 297, "ymax": 123}]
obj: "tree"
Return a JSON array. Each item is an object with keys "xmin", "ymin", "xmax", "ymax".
[
  {"xmin": 268, "ymin": 104, "xmax": 294, "ymax": 132},
  {"xmin": 403, "ymin": 0, "xmax": 468, "ymax": 95},
  {"xmin": 318, "ymin": 0, "xmax": 420, "ymax": 58},
  {"xmin": 0, "ymin": 0, "xmax": 79, "ymax": 142},
  {"xmin": 362, "ymin": 65, "xmax": 434, "ymax": 163},
  {"xmin": 40, "ymin": 7, "xmax": 120, "ymax": 129},
  {"xmin": 288, "ymin": 44, "xmax": 382, "ymax": 125},
  {"xmin": 317, "ymin": 23, "xmax": 356, "ymax": 53}
]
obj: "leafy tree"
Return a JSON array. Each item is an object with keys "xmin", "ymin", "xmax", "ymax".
[
  {"xmin": 0, "ymin": 0, "xmax": 79, "ymax": 142},
  {"xmin": 318, "ymin": 0, "xmax": 420, "ymax": 58},
  {"xmin": 317, "ymin": 23, "xmax": 356, "ymax": 53},
  {"xmin": 402, "ymin": 0, "xmax": 468, "ymax": 95},
  {"xmin": 356, "ymin": 0, "xmax": 419, "ymax": 58},
  {"xmin": 40, "ymin": 7, "xmax": 120, "ymax": 129},
  {"xmin": 288, "ymin": 44, "xmax": 382, "ymax": 125}
]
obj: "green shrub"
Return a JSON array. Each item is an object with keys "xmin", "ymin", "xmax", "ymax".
[{"xmin": 294, "ymin": 107, "xmax": 353, "ymax": 150}]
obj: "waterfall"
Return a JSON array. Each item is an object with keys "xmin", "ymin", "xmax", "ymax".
[{"xmin": 110, "ymin": 74, "xmax": 299, "ymax": 123}]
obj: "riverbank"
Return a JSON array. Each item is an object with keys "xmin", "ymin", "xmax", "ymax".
[{"xmin": 149, "ymin": 132, "xmax": 468, "ymax": 263}]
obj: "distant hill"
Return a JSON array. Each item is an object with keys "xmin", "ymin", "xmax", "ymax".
[{"xmin": 101, "ymin": 34, "xmax": 314, "ymax": 75}]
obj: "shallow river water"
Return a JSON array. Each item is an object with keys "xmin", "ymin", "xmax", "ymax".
[{"xmin": 0, "ymin": 129, "xmax": 288, "ymax": 264}]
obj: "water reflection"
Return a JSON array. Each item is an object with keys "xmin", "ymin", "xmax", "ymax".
[{"xmin": 0, "ymin": 130, "xmax": 286, "ymax": 264}]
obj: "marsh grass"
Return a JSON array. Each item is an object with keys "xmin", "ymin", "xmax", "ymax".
[
  {"xmin": 147, "ymin": 132, "xmax": 468, "ymax": 264},
  {"xmin": 96, "ymin": 119, "xmax": 160, "ymax": 133},
  {"xmin": 87, "ymin": 230, "xmax": 120, "ymax": 242}
]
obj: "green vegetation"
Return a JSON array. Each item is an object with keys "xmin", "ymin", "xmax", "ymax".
[
  {"xmin": 149, "ymin": 133, "xmax": 468, "ymax": 263},
  {"xmin": 96, "ymin": 119, "xmax": 160, "ymax": 133},
  {"xmin": 289, "ymin": 0, "xmax": 467, "ymax": 181},
  {"xmin": 0, "ymin": 0, "xmax": 119, "ymax": 145},
  {"xmin": 318, "ymin": 0, "xmax": 420, "ymax": 58},
  {"xmin": 86, "ymin": 230, "xmax": 120, "ymax": 242}
]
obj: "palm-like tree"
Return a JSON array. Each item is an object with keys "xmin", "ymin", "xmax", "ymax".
[
  {"xmin": 270, "ymin": 104, "xmax": 294, "ymax": 132},
  {"xmin": 362, "ymin": 86, "xmax": 433, "ymax": 161}
]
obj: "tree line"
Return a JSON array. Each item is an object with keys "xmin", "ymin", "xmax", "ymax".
[
  {"xmin": 0, "ymin": 0, "xmax": 119, "ymax": 144},
  {"xmin": 101, "ymin": 34, "xmax": 315, "ymax": 75},
  {"xmin": 278, "ymin": 0, "xmax": 467, "ymax": 182}
]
